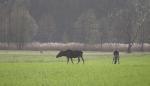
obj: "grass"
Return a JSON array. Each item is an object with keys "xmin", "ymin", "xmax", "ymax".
[{"xmin": 0, "ymin": 50, "xmax": 150, "ymax": 86}]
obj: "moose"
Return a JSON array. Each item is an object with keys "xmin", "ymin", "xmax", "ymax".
[
  {"xmin": 112, "ymin": 49, "xmax": 120, "ymax": 64},
  {"xmin": 56, "ymin": 50, "xmax": 84, "ymax": 64}
]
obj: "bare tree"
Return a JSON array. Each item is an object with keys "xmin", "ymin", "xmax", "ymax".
[
  {"xmin": 10, "ymin": 0, "xmax": 38, "ymax": 49},
  {"xmin": 135, "ymin": 0, "xmax": 150, "ymax": 51},
  {"xmin": 73, "ymin": 9, "xmax": 99, "ymax": 43}
]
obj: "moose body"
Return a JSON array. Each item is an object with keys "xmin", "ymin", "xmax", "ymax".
[
  {"xmin": 113, "ymin": 50, "xmax": 120, "ymax": 64},
  {"xmin": 56, "ymin": 50, "xmax": 84, "ymax": 64}
]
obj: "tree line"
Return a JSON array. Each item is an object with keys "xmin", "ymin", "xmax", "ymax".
[{"xmin": 0, "ymin": 0, "xmax": 150, "ymax": 52}]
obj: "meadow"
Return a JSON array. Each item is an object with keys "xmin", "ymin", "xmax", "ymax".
[{"xmin": 0, "ymin": 50, "xmax": 150, "ymax": 86}]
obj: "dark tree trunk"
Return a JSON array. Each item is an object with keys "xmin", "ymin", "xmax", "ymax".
[
  {"xmin": 127, "ymin": 43, "xmax": 132, "ymax": 53},
  {"xmin": 100, "ymin": 37, "xmax": 103, "ymax": 49},
  {"xmin": 140, "ymin": 42, "xmax": 144, "ymax": 52},
  {"xmin": 140, "ymin": 27, "xmax": 144, "ymax": 52},
  {"xmin": 17, "ymin": 42, "xmax": 24, "ymax": 50}
]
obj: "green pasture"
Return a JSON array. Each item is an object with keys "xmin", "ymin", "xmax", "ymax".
[{"xmin": 0, "ymin": 50, "xmax": 150, "ymax": 86}]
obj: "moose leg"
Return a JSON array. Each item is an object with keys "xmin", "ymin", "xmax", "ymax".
[
  {"xmin": 77, "ymin": 57, "xmax": 80, "ymax": 64},
  {"xmin": 114, "ymin": 56, "xmax": 117, "ymax": 64},
  {"xmin": 71, "ymin": 58, "xmax": 74, "ymax": 64},
  {"xmin": 114, "ymin": 59, "xmax": 117, "ymax": 64},
  {"xmin": 67, "ymin": 58, "xmax": 69, "ymax": 64},
  {"xmin": 112, "ymin": 57, "xmax": 115, "ymax": 64},
  {"xmin": 118, "ymin": 56, "xmax": 120, "ymax": 64},
  {"xmin": 81, "ymin": 56, "xmax": 84, "ymax": 64}
]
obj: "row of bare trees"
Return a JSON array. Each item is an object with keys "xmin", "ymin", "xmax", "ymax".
[{"xmin": 0, "ymin": 0, "xmax": 150, "ymax": 52}]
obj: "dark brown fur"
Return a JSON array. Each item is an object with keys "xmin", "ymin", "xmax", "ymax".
[
  {"xmin": 113, "ymin": 50, "xmax": 120, "ymax": 64},
  {"xmin": 56, "ymin": 50, "xmax": 84, "ymax": 64}
]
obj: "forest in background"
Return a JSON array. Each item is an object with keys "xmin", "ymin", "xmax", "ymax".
[{"xmin": 0, "ymin": 0, "xmax": 150, "ymax": 52}]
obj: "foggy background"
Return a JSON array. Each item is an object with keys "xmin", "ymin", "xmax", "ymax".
[{"xmin": 0, "ymin": 0, "xmax": 150, "ymax": 52}]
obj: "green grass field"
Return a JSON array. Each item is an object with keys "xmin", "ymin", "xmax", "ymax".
[{"xmin": 0, "ymin": 50, "xmax": 150, "ymax": 86}]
